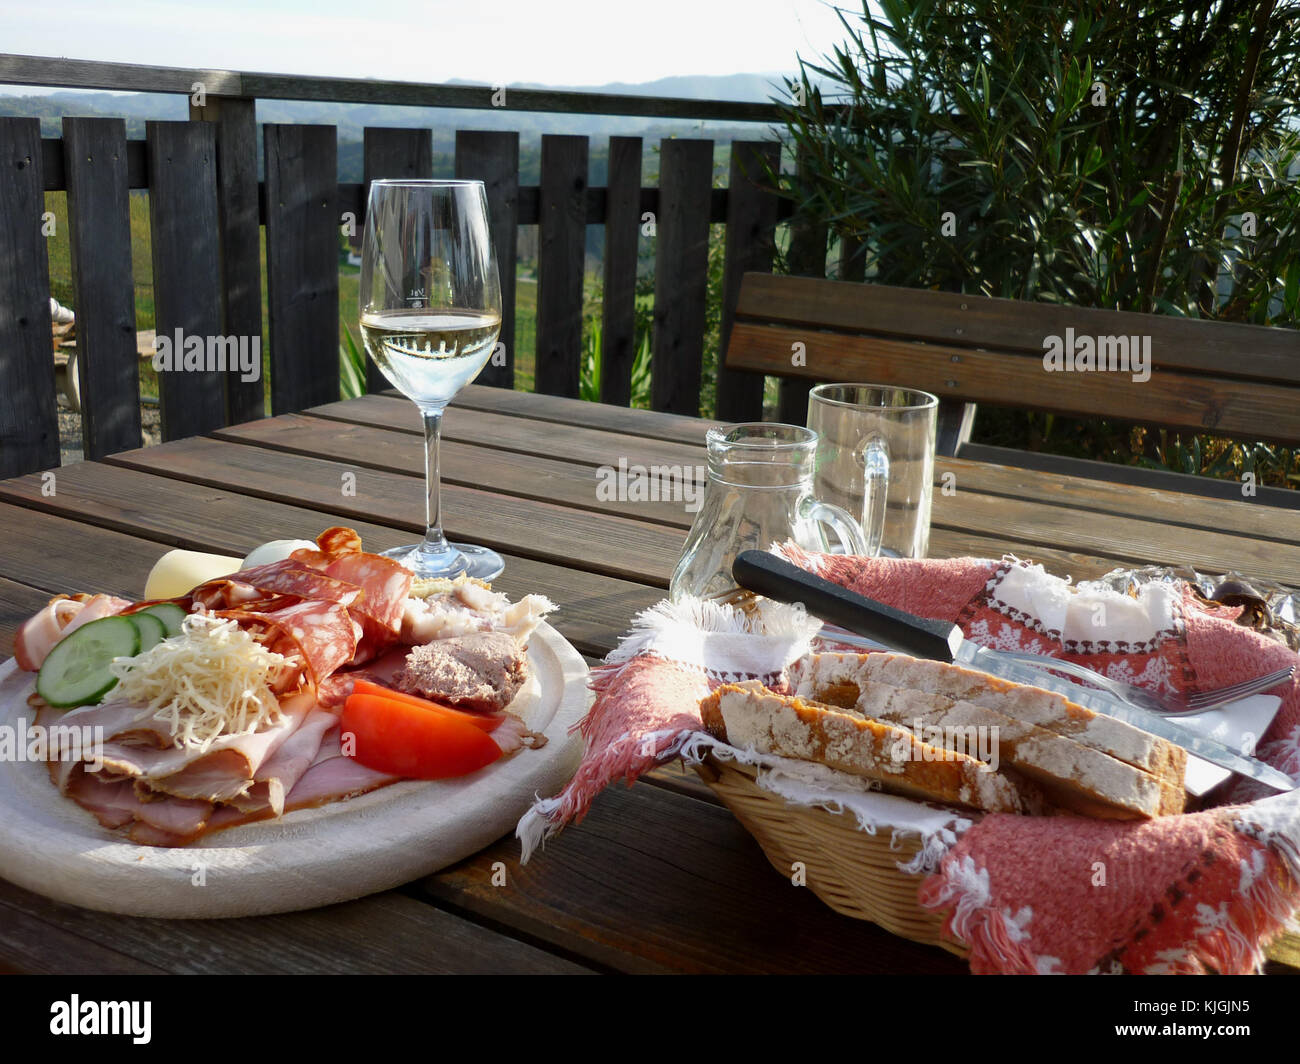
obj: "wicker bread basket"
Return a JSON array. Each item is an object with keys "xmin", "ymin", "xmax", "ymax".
[{"xmin": 691, "ymin": 753, "xmax": 1300, "ymax": 969}]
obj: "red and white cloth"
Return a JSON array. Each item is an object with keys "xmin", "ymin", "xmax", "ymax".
[{"xmin": 516, "ymin": 547, "xmax": 1300, "ymax": 974}]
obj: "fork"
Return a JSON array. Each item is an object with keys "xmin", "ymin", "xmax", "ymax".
[{"xmin": 990, "ymin": 653, "xmax": 1294, "ymax": 717}]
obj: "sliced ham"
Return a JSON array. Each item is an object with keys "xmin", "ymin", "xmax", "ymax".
[
  {"xmin": 65, "ymin": 773, "xmax": 140, "ymax": 829},
  {"xmin": 83, "ymin": 692, "xmax": 316, "ymax": 802},
  {"xmin": 230, "ymin": 707, "xmax": 338, "ymax": 816},
  {"xmin": 130, "ymin": 791, "xmax": 213, "ymax": 836},
  {"xmin": 46, "ymin": 702, "xmax": 165, "ymax": 793},
  {"xmin": 193, "ymin": 738, "xmax": 403, "ymax": 843},
  {"xmin": 65, "ymin": 770, "xmax": 212, "ymax": 839},
  {"xmin": 279, "ymin": 751, "xmax": 404, "ymax": 808},
  {"xmin": 13, "ymin": 593, "xmax": 132, "ymax": 671},
  {"xmin": 128, "ymin": 821, "xmax": 200, "ymax": 847}
]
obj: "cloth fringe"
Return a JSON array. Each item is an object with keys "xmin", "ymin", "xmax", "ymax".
[
  {"xmin": 517, "ymin": 723, "xmax": 695, "ymax": 863},
  {"xmin": 602, "ymin": 593, "xmax": 822, "ymax": 678},
  {"xmin": 678, "ymin": 731, "xmax": 971, "ymax": 874},
  {"xmin": 917, "ymin": 855, "xmax": 1041, "ymax": 975}
]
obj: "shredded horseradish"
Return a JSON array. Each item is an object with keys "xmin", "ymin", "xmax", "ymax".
[
  {"xmin": 108, "ymin": 612, "xmax": 287, "ymax": 752},
  {"xmin": 409, "ymin": 574, "xmax": 493, "ymax": 600}
]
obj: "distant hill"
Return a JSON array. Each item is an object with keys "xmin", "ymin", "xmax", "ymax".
[{"xmin": 0, "ymin": 71, "xmax": 811, "ymax": 182}]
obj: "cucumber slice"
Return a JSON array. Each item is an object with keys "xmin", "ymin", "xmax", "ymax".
[
  {"xmin": 127, "ymin": 611, "xmax": 167, "ymax": 654},
  {"xmin": 136, "ymin": 602, "xmax": 188, "ymax": 638},
  {"xmin": 36, "ymin": 615, "xmax": 140, "ymax": 709}
]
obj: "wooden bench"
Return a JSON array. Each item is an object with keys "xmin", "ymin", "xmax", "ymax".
[{"xmin": 726, "ymin": 273, "xmax": 1300, "ymax": 509}]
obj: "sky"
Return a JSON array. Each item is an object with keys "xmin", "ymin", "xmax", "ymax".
[{"xmin": 0, "ymin": 0, "xmax": 857, "ymax": 90}]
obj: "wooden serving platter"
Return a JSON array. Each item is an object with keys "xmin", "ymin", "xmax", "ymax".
[{"xmin": 0, "ymin": 622, "xmax": 588, "ymax": 919}]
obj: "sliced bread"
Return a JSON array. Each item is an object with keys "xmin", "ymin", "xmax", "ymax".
[
  {"xmin": 830, "ymin": 675, "xmax": 1181, "ymax": 818},
  {"xmin": 789, "ymin": 652, "xmax": 1187, "ymax": 788},
  {"xmin": 699, "ymin": 680, "xmax": 1046, "ymax": 815}
]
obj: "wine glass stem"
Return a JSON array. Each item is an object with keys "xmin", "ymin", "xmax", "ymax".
[{"xmin": 421, "ymin": 406, "xmax": 451, "ymax": 556}]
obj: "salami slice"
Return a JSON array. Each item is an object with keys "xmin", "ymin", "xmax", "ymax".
[
  {"xmin": 217, "ymin": 599, "xmax": 359, "ymax": 688},
  {"xmin": 228, "ymin": 559, "xmax": 364, "ymax": 609},
  {"xmin": 316, "ymin": 526, "xmax": 364, "ymax": 556},
  {"xmin": 288, "ymin": 529, "xmax": 413, "ymax": 635},
  {"xmin": 188, "ymin": 579, "xmax": 272, "ymax": 611},
  {"xmin": 322, "ymin": 553, "xmax": 412, "ymax": 633}
]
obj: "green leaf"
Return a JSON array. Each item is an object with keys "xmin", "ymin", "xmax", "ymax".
[{"xmin": 1285, "ymin": 261, "xmax": 1300, "ymax": 320}]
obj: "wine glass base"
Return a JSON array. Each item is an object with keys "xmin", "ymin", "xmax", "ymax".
[{"xmin": 380, "ymin": 541, "xmax": 505, "ymax": 582}]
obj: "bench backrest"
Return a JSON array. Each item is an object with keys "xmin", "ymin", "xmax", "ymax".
[{"xmin": 726, "ymin": 273, "xmax": 1300, "ymax": 445}]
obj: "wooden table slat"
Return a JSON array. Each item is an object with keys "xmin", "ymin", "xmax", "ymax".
[
  {"xmin": 212, "ymin": 412, "xmax": 697, "ymax": 529},
  {"xmin": 312, "ymin": 392, "xmax": 711, "ymax": 472},
  {"xmin": 0, "ymin": 463, "xmax": 660, "ymax": 658},
  {"xmin": 103, "ymin": 435, "xmax": 685, "ymax": 586},
  {"xmin": 420, "ymin": 778, "xmax": 967, "ymax": 974},
  {"xmin": 0, "ymin": 879, "xmax": 591, "ymax": 975},
  {"xmin": 454, "ymin": 383, "xmax": 726, "ymax": 446}
]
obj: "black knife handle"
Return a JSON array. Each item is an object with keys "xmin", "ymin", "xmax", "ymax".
[{"xmin": 732, "ymin": 550, "xmax": 963, "ymax": 663}]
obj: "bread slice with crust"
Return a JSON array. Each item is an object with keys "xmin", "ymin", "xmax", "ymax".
[
  {"xmin": 825, "ymin": 674, "xmax": 1181, "ymax": 818},
  {"xmin": 699, "ymin": 680, "xmax": 1045, "ymax": 815},
  {"xmin": 790, "ymin": 652, "xmax": 1186, "ymax": 786}
]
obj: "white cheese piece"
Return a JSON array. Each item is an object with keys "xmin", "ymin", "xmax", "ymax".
[
  {"xmin": 240, "ymin": 539, "xmax": 319, "ymax": 569},
  {"xmin": 144, "ymin": 549, "xmax": 243, "ymax": 600}
]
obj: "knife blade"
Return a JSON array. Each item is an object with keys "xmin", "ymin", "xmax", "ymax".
[{"xmin": 732, "ymin": 550, "xmax": 1296, "ymax": 793}]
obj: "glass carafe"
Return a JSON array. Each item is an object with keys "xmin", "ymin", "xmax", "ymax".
[{"xmin": 669, "ymin": 423, "xmax": 867, "ymax": 601}]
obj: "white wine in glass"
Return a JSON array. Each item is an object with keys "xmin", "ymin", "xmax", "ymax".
[{"xmin": 358, "ymin": 180, "xmax": 505, "ymax": 580}]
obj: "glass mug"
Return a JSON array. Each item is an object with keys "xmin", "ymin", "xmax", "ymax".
[
  {"xmin": 807, "ymin": 384, "xmax": 939, "ymax": 559},
  {"xmin": 669, "ymin": 423, "xmax": 867, "ymax": 600}
]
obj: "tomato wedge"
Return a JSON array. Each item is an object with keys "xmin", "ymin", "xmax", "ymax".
[
  {"xmin": 350, "ymin": 679, "xmax": 501, "ymax": 733},
  {"xmin": 341, "ymin": 693, "xmax": 503, "ymax": 779}
]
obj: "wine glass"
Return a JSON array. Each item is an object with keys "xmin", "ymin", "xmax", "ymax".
[{"xmin": 358, "ymin": 179, "xmax": 505, "ymax": 580}]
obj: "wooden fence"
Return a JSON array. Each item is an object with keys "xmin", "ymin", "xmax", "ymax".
[{"xmin": 0, "ymin": 54, "xmax": 834, "ymax": 479}]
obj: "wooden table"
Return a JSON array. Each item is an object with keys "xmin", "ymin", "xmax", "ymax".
[{"xmin": 1, "ymin": 386, "xmax": 1297, "ymax": 975}]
